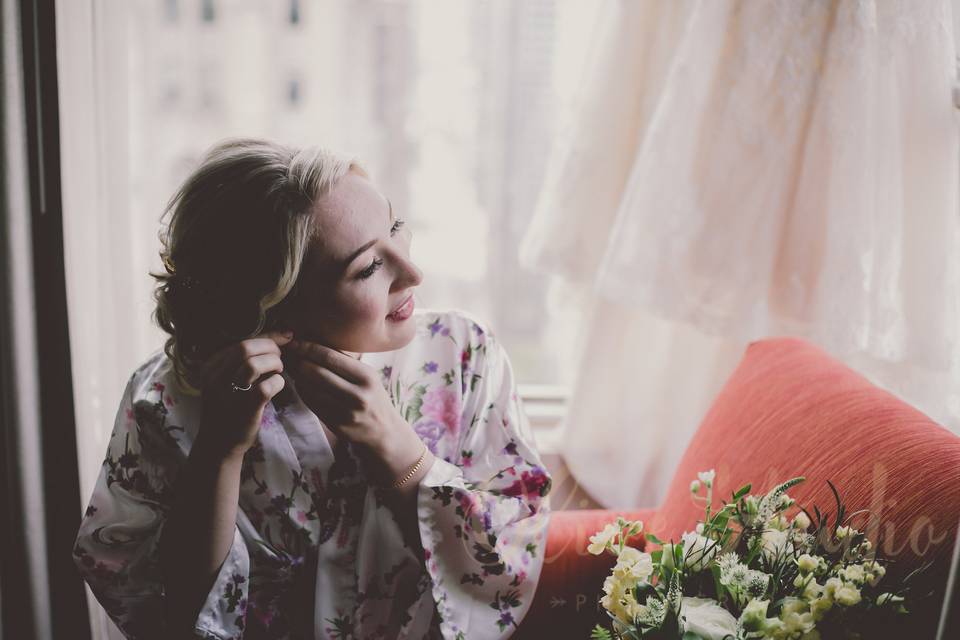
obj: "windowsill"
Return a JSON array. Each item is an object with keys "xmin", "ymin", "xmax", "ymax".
[{"xmin": 519, "ymin": 384, "xmax": 568, "ymax": 456}]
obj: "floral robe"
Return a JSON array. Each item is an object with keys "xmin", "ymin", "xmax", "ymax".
[{"xmin": 73, "ymin": 309, "xmax": 552, "ymax": 639}]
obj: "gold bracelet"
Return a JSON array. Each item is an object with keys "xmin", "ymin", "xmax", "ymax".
[{"xmin": 390, "ymin": 444, "xmax": 428, "ymax": 489}]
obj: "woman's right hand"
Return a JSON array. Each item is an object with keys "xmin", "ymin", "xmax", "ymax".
[{"xmin": 195, "ymin": 329, "xmax": 294, "ymax": 459}]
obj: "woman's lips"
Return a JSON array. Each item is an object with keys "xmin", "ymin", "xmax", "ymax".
[{"xmin": 387, "ymin": 294, "xmax": 415, "ymax": 321}]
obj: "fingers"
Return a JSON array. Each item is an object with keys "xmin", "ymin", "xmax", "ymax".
[
  {"xmin": 282, "ymin": 339, "xmax": 370, "ymax": 386},
  {"xmin": 231, "ymin": 353, "xmax": 285, "ymax": 387},
  {"xmin": 201, "ymin": 331, "xmax": 294, "ymax": 387},
  {"xmin": 295, "ymin": 359, "xmax": 358, "ymax": 402},
  {"xmin": 254, "ymin": 372, "xmax": 286, "ymax": 401}
]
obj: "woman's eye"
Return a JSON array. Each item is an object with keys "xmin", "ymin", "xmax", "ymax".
[
  {"xmin": 359, "ymin": 257, "xmax": 383, "ymax": 280},
  {"xmin": 390, "ymin": 218, "xmax": 406, "ymax": 236}
]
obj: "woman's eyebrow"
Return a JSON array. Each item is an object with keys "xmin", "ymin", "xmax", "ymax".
[{"xmin": 340, "ymin": 198, "xmax": 394, "ymax": 271}]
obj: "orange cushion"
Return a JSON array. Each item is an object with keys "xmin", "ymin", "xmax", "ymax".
[
  {"xmin": 652, "ymin": 338, "xmax": 960, "ymax": 630},
  {"xmin": 520, "ymin": 337, "xmax": 959, "ymax": 636}
]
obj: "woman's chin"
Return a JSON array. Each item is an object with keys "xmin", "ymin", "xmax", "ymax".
[
  {"xmin": 377, "ymin": 320, "xmax": 417, "ymax": 352},
  {"xmin": 297, "ymin": 317, "xmax": 416, "ymax": 354}
]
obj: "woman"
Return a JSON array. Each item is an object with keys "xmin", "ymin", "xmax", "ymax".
[{"xmin": 72, "ymin": 138, "xmax": 552, "ymax": 639}]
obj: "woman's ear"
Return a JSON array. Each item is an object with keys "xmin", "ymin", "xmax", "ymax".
[{"xmin": 268, "ymin": 291, "xmax": 301, "ymax": 335}]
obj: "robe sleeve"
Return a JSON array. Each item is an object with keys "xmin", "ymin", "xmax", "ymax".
[
  {"xmin": 416, "ymin": 329, "xmax": 553, "ymax": 640},
  {"xmin": 72, "ymin": 371, "xmax": 251, "ymax": 640}
]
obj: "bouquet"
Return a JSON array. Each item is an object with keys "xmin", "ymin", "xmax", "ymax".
[{"xmin": 587, "ymin": 470, "xmax": 932, "ymax": 639}]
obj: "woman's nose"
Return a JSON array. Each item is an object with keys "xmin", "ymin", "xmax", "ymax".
[{"xmin": 393, "ymin": 253, "xmax": 423, "ymax": 289}]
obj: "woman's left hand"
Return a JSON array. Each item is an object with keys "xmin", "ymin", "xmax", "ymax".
[{"xmin": 282, "ymin": 339, "xmax": 428, "ymax": 484}]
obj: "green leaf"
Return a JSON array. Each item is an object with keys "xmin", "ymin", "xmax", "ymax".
[
  {"xmin": 645, "ymin": 533, "xmax": 664, "ymax": 545},
  {"xmin": 732, "ymin": 483, "xmax": 752, "ymax": 500},
  {"xmin": 711, "ymin": 563, "xmax": 724, "ymax": 601},
  {"xmin": 589, "ymin": 625, "xmax": 613, "ymax": 640},
  {"xmin": 673, "ymin": 541, "xmax": 685, "ymax": 569}
]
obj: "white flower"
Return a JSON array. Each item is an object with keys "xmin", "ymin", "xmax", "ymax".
[
  {"xmin": 613, "ymin": 546, "xmax": 654, "ymax": 585},
  {"xmin": 723, "ymin": 563, "xmax": 749, "ymax": 587},
  {"xmin": 792, "ymin": 531, "xmax": 817, "ymax": 555},
  {"xmin": 839, "ymin": 563, "xmax": 866, "ymax": 585},
  {"xmin": 781, "ymin": 597, "xmax": 807, "ymax": 616},
  {"xmin": 796, "ymin": 554, "xmax": 819, "ymax": 574},
  {"xmin": 835, "ymin": 584, "xmax": 862, "ymax": 606},
  {"xmin": 600, "ymin": 576, "xmax": 638, "ymax": 625},
  {"xmin": 810, "ymin": 595, "xmax": 833, "ymax": 621},
  {"xmin": 716, "ymin": 552, "xmax": 740, "ymax": 574},
  {"xmin": 681, "ymin": 531, "xmax": 719, "ymax": 572},
  {"xmin": 824, "ymin": 577, "xmax": 844, "ymax": 599},
  {"xmin": 835, "ymin": 525, "xmax": 856, "ymax": 540},
  {"xmin": 793, "ymin": 512, "xmax": 811, "ymax": 530},
  {"xmin": 799, "ymin": 577, "xmax": 825, "ymax": 602},
  {"xmin": 760, "ymin": 528, "xmax": 794, "ymax": 563},
  {"xmin": 588, "ymin": 523, "xmax": 619, "ymax": 555},
  {"xmin": 661, "ymin": 542, "xmax": 677, "ymax": 570},
  {"xmin": 679, "ymin": 597, "xmax": 738, "ymax": 640},
  {"xmin": 638, "ymin": 597, "xmax": 667, "ymax": 627},
  {"xmin": 739, "ymin": 598, "xmax": 771, "ymax": 632},
  {"xmin": 864, "ymin": 560, "xmax": 886, "ymax": 587},
  {"xmin": 782, "ymin": 610, "xmax": 816, "ymax": 635},
  {"xmin": 698, "ymin": 469, "xmax": 716, "ymax": 487},
  {"xmin": 690, "ymin": 479, "xmax": 702, "ymax": 494},
  {"xmin": 745, "ymin": 570, "xmax": 770, "ymax": 598}
]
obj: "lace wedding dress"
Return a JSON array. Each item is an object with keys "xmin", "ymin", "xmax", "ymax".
[{"xmin": 523, "ymin": 0, "xmax": 960, "ymax": 508}]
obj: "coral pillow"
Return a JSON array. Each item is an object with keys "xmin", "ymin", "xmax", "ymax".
[{"xmin": 644, "ymin": 337, "xmax": 960, "ymax": 631}]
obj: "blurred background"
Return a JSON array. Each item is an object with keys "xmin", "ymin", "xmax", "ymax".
[{"xmin": 57, "ymin": 0, "xmax": 603, "ymax": 509}]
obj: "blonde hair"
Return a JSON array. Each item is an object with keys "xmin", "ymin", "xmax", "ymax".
[{"xmin": 151, "ymin": 137, "xmax": 366, "ymax": 392}]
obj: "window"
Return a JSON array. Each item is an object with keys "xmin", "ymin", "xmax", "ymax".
[
  {"xmin": 58, "ymin": 2, "xmax": 603, "ymax": 564},
  {"xmin": 59, "ymin": 4, "xmax": 602, "ymax": 633}
]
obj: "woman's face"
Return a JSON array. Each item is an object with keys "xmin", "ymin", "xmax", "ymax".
[{"xmin": 285, "ymin": 170, "xmax": 423, "ymax": 353}]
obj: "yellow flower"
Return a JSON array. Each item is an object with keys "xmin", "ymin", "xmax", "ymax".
[
  {"xmin": 796, "ymin": 554, "xmax": 818, "ymax": 574},
  {"xmin": 835, "ymin": 584, "xmax": 862, "ymax": 607},
  {"xmin": 613, "ymin": 546, "xmax": 654, "ymax": 585},
  {"xmin": 809, "ymin": 596, "xmax": 833, "ymax": 621},
  {"xmin": 823, "ymin": 577, "xmax": 843, "ymax": 600},
  {"xmin": 840, "ymin": 563, "xmax": 866, "ymax": 585},
  {"xmin": 588, "ymin": 523, "xmax": 619, "ymax": 555},
  {"xmin": 739, "ymin": 599, "xmax": 770, "ymax": 632},
  {"xmin": 780, "ymin": 597, "xmax": 808, "ymax": 616},
  {"xmin": 782, "ymin": 610, "xmax": 816, "ymax": 635}
]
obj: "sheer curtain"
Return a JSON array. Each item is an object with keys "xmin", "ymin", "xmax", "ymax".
[
  {"xmin": 57, "ymin": 1, "xmax": 602, "ymax": 637},
  {"xmin": 522, "ymin": 0, "xmax": 960, "ymax": 509}
]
